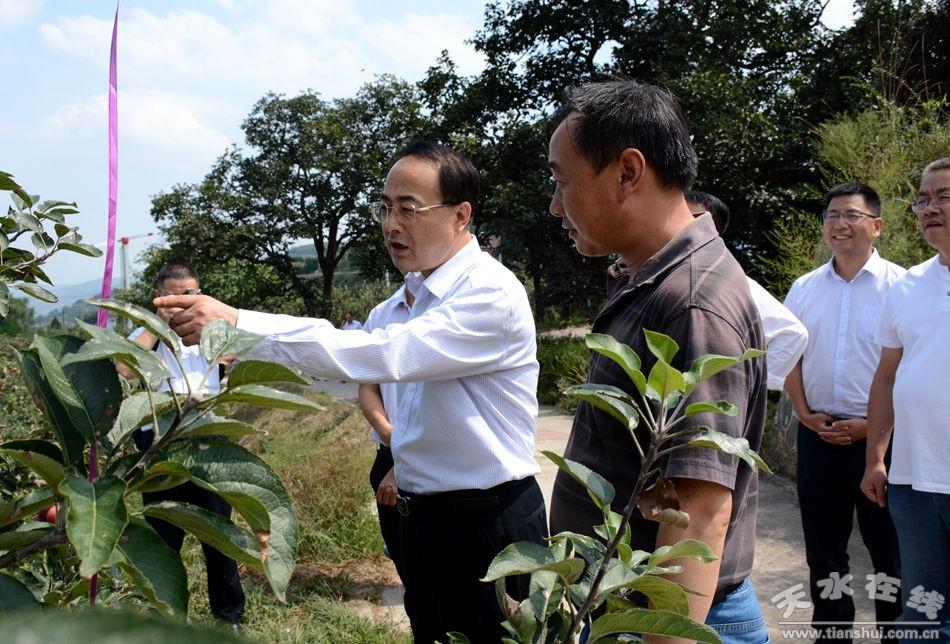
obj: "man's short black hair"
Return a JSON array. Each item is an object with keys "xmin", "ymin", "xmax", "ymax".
[
  {"xmin": 686, "ymin": 190, "xmax": 731, "ymax": 234},
  {"xmin": 550, "ymin": 79, "xmax": 698, "ymax": 192},
  {"xmin": 155, "ymin": 261, "xmax": 198, "ymax": 288},
  {"xmin": 824, "ymin": 182, "xmax": 882, "ymax": 217},
  {"xmin": 396, "ymin": 141, "xmax": 480, "ymax": 212}
]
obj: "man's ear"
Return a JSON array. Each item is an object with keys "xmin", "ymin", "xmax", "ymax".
[
  {"xmin": 618, "ymin": 148, "xmax": 647, "ymax": 198},
  {"xmin": 455, "ymin": 202, "xmax": 473, "ymax": 230},
  {"xmin": 872, "ymin": 217, "xmax": 884, "ymax": 238}
]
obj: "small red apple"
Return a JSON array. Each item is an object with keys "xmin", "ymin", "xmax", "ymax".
[{"xmin": 34, "ymin": 504, "xmax": 58, "ymax": 524}]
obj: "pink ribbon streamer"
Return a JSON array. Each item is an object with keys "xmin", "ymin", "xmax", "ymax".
[
  {"xmin": 89, "ymin": 7, "xmax": 118, "ymax": 606},
  {"xmin": 96, "ymin": 6, "xmax": 119, "ymax": 329}
]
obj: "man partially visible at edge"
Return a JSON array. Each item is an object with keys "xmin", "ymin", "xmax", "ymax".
[
  {"xmin": 862, "ymin": 157, "xmax": 950, "ymax": 640},
  {"xmin": 547, "ymin": 79, "xmax": 769, "ymax": 643}
]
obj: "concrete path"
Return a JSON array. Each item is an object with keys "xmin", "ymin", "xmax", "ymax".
[{"xmin": 536, "ymin": 406, "xmax": 879, "ymax": 643}]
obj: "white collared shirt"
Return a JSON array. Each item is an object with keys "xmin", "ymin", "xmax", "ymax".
[
  {"xmin": 362, "ymin": 284, "xmax": 412, "ymax": 444},
  {"xmin": 129, "ymin": 327, "xmax": 221, "ymax": 432},
  {"xmin": 747, "ymin": 277, "xmax": 809, "ymax": 390},
  {"xmin": 784, "ymin": 250, "xmax": 905, "ymax": 418},
  {"xmin": 876, "ymin": 255, "xmax": 950, "ymax": 493},
  {"xmin": 236, "ymin": 237, "xmax": 541, "ymax": 494}
]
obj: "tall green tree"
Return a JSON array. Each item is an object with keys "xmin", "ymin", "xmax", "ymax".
[{"xmin": 149, "ymin": 76, "xmax": 425, "ymax": 317}]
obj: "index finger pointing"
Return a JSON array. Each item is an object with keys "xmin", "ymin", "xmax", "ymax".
[{"xmin": 153, "ymin": 294, "xmax": 199, "ymax": 309}]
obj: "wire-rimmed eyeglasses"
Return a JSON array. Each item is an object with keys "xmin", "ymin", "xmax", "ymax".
[
  {"xmin": 822, "ymin": 209, "xmax": 879, "ymax": 223},
  {"xmin": 910, "ymin": 194, "xmax": 950, "ymax": 214},
  {"xmin": 369, "ymin": 201, "xmax": 457, "ymax": 223}
]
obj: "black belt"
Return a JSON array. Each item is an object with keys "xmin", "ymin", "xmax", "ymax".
[{"xmin": 395, "ymin": 476, "xmax": 534, "ymax": 518}]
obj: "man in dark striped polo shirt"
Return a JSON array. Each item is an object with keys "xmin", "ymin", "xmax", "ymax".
[{"xmin": 547, "ymin": 79, "xmax": 769, "ymax": 643}]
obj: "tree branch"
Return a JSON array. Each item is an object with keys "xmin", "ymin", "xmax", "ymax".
[{"xmin": 0, "ymin": 529, "xmax": 68, "ymax": 568}]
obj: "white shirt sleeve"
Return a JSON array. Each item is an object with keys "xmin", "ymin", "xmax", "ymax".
[
  {"xmin": 235, "ymin": 284, "xmax": 522, "ymax": 384},
  {"xmin": 875, "ymin": 289, "xmax": 902, "ymax": 349},
  {"xmin": 748, "ymin": 278, "xmax": 809, "ymax": 390}
]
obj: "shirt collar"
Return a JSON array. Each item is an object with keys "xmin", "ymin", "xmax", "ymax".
[
  {"xmin": 624, "ymin": 214, "xmax": 720, "ymax": 291},
  {"xmin": 415, "ymin": 235, "xmax": 481, "ymax": 300},
  {"xmin": 393, "ymin": 283, "xmax": 413, "ymax": 310},
  {"xmin": 823, "ymin": 248, "xmax": 886, "ymax": 282}
]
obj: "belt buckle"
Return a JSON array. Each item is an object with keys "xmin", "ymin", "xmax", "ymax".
[{"xmin": 395, "ymin": 494, "xmax": 409, "ymax": 517}]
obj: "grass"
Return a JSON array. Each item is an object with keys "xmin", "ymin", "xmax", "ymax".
[
  {"xmin": 0, "ymin": 338, "xmax": 47, "ymax": 441},
  {"xmin": 179, "ymin": 392, "xmax": 409, "ymax": 643},
  {"xmin": 536, "ymin": 336, "xmax": 588, "ymax": 413}
]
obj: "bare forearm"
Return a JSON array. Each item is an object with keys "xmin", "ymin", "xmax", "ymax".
[
  {"xmin": 650, "ymin": 479, "xmax": 731, "ymax": 643},
  {"xmin": 358, "ymin": 383, "xmax": 392, "ymax": 445},
  {"xmin": 866, "ymin": 371, "xmax": 895, "ymax": 466},
  {"xmin": 783, "ymin": 359, "xmax": 809, "ymax": 418}
]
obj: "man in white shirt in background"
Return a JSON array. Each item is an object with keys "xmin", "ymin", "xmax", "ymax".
[
  {"xmin": 118, "ymin": 262, "xmax": 246, "ymax": 627},
  {"xmin": 685, "ymin": 191, "xmax": 809, "ymax": 390},
  {"xmin": 340, "ymin": 311, "xmax": 363, "ymax": 330},
  {"xmin": 154, "ymin": 142, "xmax": 547, "ymax": 644},
  {"xmin": 784, "ymin": 183, "xmax": 904, "ymax": 642},
  {"xmin": 862, "ymin": 157, "xmax": 950, "ymax": 641},
  {"xmin": 357, "ymin": 281, "xmax": 413, "ymax": 609}
]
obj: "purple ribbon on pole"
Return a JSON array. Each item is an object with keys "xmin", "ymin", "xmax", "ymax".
[
  {"xmin": 90, "ymin": 3, "xmax": 119, "ymax": 606},
  {"xmin": 96, "ymin": 6, "xmax": 119, "ymax": 330}
]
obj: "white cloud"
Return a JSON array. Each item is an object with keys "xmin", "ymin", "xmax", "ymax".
[
  {"xmin": 42, "ymin": 90, "xmax": 231, "ymax": 159},
  {"xmin": 38, "ymin": 2, "xmax": 486, "ymax": 99},
  {"xmin": 0, "ymin": 0, "xmax": 43, "ymax": 27}
]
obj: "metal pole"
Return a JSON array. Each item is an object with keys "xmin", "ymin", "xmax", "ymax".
[{"xmin": 121, "ymin": 239, "xmax": 130, "ymax": 291}]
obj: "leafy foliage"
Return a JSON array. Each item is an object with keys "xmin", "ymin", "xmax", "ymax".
[
  {"xmin": 0, "ymin": 172, "xmax": 101, "ymax": 320},
  {"xmin": 0, "ymin": 297, "xmax": 321, "ymax": 625},
  {"xmin": 485, "ymin": 332, "xmax": 768, "ymax": 642},
  {"xmin": 765, "ymin": 96, "xmax": 950, "ymax": 291}
]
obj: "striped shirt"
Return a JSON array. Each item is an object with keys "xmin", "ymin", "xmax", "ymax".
[{"xmin": 236, "ymin": 236, "xmax": 541, "ymax": 494}]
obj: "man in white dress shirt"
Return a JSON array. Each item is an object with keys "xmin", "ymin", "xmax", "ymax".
[
  {"xmin": 861, "ymin": 157, "xmax": 950, "ymax": 640},
  {"xmin": 118, "ymin": 262, "xmax": 245, "ymax": 626},
  {"xmin": 686, "ymin": 191, "xmax": 808, "ymax": 390},
  {"xmin": 340, "ymin": 311, "xmax": 363, "ymax": 330},
  {"xmin": 784, "ymin": 183, "xmax": 904, "ymax": 641},
  {"xmin": 154, "ymin": 142, "xmax": 547, "ymax": 643}
]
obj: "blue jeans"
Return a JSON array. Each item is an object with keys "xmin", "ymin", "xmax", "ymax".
[
  {"xmin": 706, "ymin": 578, "xmax": 770, "ymax": 643},
  {"xmin": 887, "ymin": 485, "xmax": 950, "ymax": 643},
  {"xmin": 579, "ymin": 578, "xmax": 769, "ymax": 644}
]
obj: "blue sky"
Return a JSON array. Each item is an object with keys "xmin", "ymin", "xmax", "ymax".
[{"xmin": 0, "ymin": 0, "xmax": 855, "ymax": 289}]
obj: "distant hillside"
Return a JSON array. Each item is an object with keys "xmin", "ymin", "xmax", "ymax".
[{"xmin": 29, "ymin": 278, "xmax": 104, "ymax": 319}]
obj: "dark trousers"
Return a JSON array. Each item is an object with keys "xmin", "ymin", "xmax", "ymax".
[
  {"xmin": 797, "ymin": 423, "xmax": 901, "ymax": 642},
  {"xmin": 368, "ymin": 444, "xmax": 412, "ymax": 617},
  {"xmin": 397, "ymin": 476, "xmax": 548, "ymax": 644},
  {"xmin": 135, "ymin": 431, "xmax": 246, "ymax": 623},
  {"xmin": 369, "ymin": 445, "xmax": 402, "ymax": 565}
]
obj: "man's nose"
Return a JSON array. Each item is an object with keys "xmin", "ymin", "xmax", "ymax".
[{"xmin": 549, "ymin": 190, "xmax": 563, "ymax": 217}]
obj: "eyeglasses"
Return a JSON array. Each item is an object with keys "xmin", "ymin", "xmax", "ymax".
[
  {"xmin": 369, "ymin": 201, "xmax": 457, "ymax": 222},
  {"xmin": 822, "ymin": 209, "xmax": 878, "ymax": 223},
  {"xmin": 911, "ymin": 194, "xmax": 950, "ymax": 214},
  {"xmin": 157, "ymin": 288, "xmax": 201, "ymax": 296}
]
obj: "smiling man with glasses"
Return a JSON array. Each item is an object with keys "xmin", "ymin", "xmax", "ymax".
[
  {"xmin": 154, "ymin": 141, "xmax": 547, "ymax": 643},
  {"xmin": 784, "ymin": 182, "xmax": 905, "ymax": 641}
]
